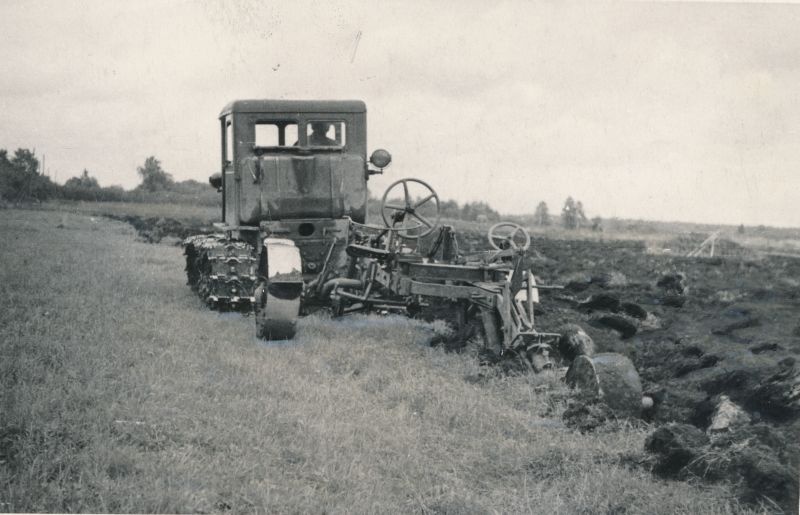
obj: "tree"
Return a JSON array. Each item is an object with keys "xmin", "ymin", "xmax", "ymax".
[
  {"xmin": 591, "ymin": 216, "xmax": 603, "ymax": 232},
  {"xmin": 137, "ymin": 156, "xmax": 173, "ymax": 192},
  {"xmin": 562, "ymin": 197, "xmax": 591, "ymax": 230},
  {"xmin": 439, "ymin": 199, "xmax": 460, "ymax": 219},
  {"xmin": 533, "ymin": 201, "xmax": 551, "ymax": 226},
  {"xmin": 0, "ymin": 147, "xmax": 56, "ymax": 201},
  {"xmin": 461, "ymin": 201, "xmax": 499, "ymax": 222},
  {"xmin": 575, "ymin": 201, "xmax": 589, "ymax": 229},
  {"xmin": 65, "ymin": 169, "xmax": 99, "ymax": 189},
  {"xmin": 562, "ymin": 196, "xmax": 578, "ymax": 229},
  {"xmin": 0, "ymin": 149, "xmax": 13, "ymax": 177},
  {"xmin": 11, "ymin": 148, "xmax": 39, "ymax": 175}
]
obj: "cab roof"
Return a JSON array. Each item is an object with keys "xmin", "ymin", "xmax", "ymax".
[{"xmin": 219, "ymin": 99, "xmax": 366, "ymax": 117}]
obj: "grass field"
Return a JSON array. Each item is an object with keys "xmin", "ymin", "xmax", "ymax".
[{"xmin": 0, "ymin": 208, "xmax": 764, "ymax": 513}]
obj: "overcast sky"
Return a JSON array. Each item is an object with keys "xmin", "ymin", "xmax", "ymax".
[{"xmin": 1, "ymin": 1, "xmax": 799, "ymax": 226}]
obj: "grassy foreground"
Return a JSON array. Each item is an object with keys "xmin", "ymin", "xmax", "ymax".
[{"xmin": 0, "ymin": 209, "xmax": 755, "ymax": 513}]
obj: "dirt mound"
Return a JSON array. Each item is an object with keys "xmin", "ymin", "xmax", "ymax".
[
  {"xmin": 105, "ymin": 214, "xmax": 215, "ymax": 243},
  {"xmin": 646, "ymin": 422, "xmax": 798, "ymax": 512},
  {"xmin": 562, "ymin": 395, "xmax": 615, "ymax": 433},
  {"xmin": 645, "ymin": 423, "xmax": 710, "ymax": 475}
]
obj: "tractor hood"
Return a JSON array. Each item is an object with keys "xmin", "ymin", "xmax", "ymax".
[{"xmin": 237, "ymin": 153, "xmax": 367, "ymax": 224}]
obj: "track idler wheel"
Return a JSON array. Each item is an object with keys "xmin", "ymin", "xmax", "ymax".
[
  {"xmin": 255, "ymin": 239, "xmax": 303, "ymax": 340},
  {"xmin": 565, "ymin": 353, "xmax": 643, "ymax": 418}
]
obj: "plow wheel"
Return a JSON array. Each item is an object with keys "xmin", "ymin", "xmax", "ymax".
[
  {"xmin": 380, "ymin": 178, "xmax": 441, "ymax": 239},
  {"xmin": 487, "ymin": 222, "xmax": 531, "ymax": 251},
  {"xmin": 255, "ymin": 239, "xmax": 303, "ymax": 340},
  {"xmin": 565, "ymin": 353, "xmax": 643, "ymax": 418}
]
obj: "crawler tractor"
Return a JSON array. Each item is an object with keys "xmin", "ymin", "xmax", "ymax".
[{"xmin": 183, "ymin": 100, "xmax": 644, "ymax": 413}]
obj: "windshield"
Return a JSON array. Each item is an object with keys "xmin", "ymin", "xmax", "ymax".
[
  {"xmin": 254, "ymin": 122, "xmax": 299, "ymax": 147},
  {"xmin": 305, "ymin": 121, "xmax": 346, "ymax": 147},
  {"xmin": 249, "ymin": 120, "xmax": 347, "ymax": 151}
]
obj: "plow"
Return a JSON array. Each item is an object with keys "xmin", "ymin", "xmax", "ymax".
[
  {"xmin": 256, "ymin": 190, "xmax": 562, "ymax": 370},
  {"xmin": 183, "ymin": 99, "xmax": 645, "ymax": 415}
]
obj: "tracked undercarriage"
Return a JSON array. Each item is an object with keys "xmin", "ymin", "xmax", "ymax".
[{"xmin": 183, "ymin": 235, "xmax": 257, "ymax": 311}]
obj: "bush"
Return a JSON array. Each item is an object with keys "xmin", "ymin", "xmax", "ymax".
[{"xmin": 60, "ymin": 170, "xmax": 126, "ymax": 202}]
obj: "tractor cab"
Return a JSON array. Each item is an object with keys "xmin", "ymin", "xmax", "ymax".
[{"xmin": 213, "ymin": 100, "xmax": 389, "ymax": 230}]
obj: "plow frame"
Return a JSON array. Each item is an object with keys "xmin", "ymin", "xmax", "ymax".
[{"xmin": 323, "ymin": 220, "xmax": 562, "ymax": 363}]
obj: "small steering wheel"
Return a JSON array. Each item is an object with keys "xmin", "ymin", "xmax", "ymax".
[
  {"xmin": 488, "ymin": 222, "xmax": 531, "ymax": 251},
  {"xmin": 380, "ymin": 178, "xmax": 441, "ymax": 239}
]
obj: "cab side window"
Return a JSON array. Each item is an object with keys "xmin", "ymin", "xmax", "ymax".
[{"xmin": 225, "ymin": 119, "xmax": 234, "ymax": 163}]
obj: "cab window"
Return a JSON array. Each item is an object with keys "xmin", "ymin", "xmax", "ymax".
[
  {"xmin": 306, "ymin": 121, "xmax": 346, "ymax": 147},
  {"xmin": 225, "ymin": 119, "xmax": 234, "ymax": 163},
  {"xmin": 254, "ymin": 122, "xmax": 298, "ymax": 147}
]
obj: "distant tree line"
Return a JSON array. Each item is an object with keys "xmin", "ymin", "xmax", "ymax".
[
  {"xmin": 440, "ymin": 199, "xmax": 500, "ymax": 222},
  {"xmin": 1, "ymin": 146, "xmax": 609, "ymax": 230},
  {"xmin": 514, "ymin": 198, "xmax": 602, "ymax": 231},
  {"xmin": 0, "ymin": 147, "xmax": 218, "ymax": 205},
  {"xmin": 368, "ymin": 193, "xmax": 502, "ymax": 223},
  {"xmin": 368, "ymin": 189, "xmax": 607, "ymax": 228}
]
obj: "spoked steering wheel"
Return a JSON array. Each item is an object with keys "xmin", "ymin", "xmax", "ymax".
[
  {"xmin": 488, "ymin": 222, "xmax": 531, "ymax": 251},
  {"xmin": 380, "ymin": 178, "xmax": 441, "ymax": 239}
]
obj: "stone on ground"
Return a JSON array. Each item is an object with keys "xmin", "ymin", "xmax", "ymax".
[
  {"xmin": 566, "ymin": 353, "xmax": 642, "ymax": 418},
  {"xmin": 707, "ymin": 395, "xmax": 750, "ymax": 434}
]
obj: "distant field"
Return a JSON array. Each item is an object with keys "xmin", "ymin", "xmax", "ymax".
[
  {"xmin": 30, "ymin": 199, "xmax": 800, "ymax": 257},
  {"xmin": 447, "ymin": 218, "xmax": 800, "ymax": 257},
  {"xmin": 0, "ymin": 208, "xmax": 754, "ymax": 513}
]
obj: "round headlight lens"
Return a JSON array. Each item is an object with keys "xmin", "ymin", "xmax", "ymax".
[{"xmin": 369, "ymin": 149, "xmax": 392, "ymax": 169}]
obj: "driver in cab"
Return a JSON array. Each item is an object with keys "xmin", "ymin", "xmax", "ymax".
[{"xmin": 307, "ymin": 122, "xmax": 338, "ymax": 146}]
